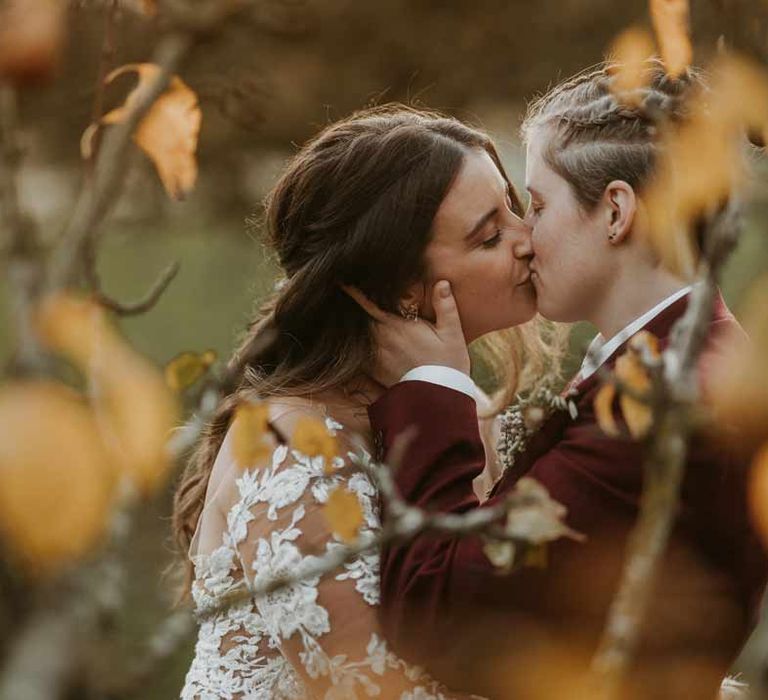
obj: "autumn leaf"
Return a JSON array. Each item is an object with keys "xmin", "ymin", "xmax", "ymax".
[
  {"xmin": 323, "ymin": 486, "xmax": 364, "ymax": 543},
  {"xmin": 607, "ymin": 27, "xmax": 655, "ymax": 103},
  {"xmin": 649, "ymin": 0, "xmax": 692, "ymax": 78},
  {"xmin": 165, "ymin": 349, "xmax": 217, "ymax": 391},
  {"xmin": 594, "ymin": 382, "xmax": 620, "ymax": 437},
  {"xmin": 0, "ymin": 0, "xmax": 65, "ymax": 85},
  {"xmin": 82, "ymin": 63, "xmax": 201, "ymax": 200},
  {"xmin": 231, "ymin": 401, "xmax": 273, "ymax": 469},
  {"xmin": 0, "ymin": 381, "xmax": 116, "ymax": 575},
  {"xmin": 291, "ymin": 416, "xmax": 339, "ymax": 473},
  {"xmin": 748, "ymin": 444, "xmax": 768, "ymax": 551},
  {"xmin": 503, "ymin": 478, "xmax": 583, "ymax": 545},
  {"xmin": 36, "ymin": 293, "xmax": 179, "ymax": 495}
]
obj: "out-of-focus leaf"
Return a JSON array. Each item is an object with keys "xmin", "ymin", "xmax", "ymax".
[
  {"xmin": 594, "ymin": 382, "xmax": 620, "ymax": 437},
  {"xmin": 0, "ymin": 381, "xmax": 116, "ymax": 575},
  {"xmin": 82, "ymin": 63, "xmax": 201, "ymax": 200},
  {"xmin": 643, "ymin": 56, "xmax": 768, "ymax": 278},
  {"xmin": 616, "ymin": 355, "xmax": 653, "ymax": 439},
  {"xmin": 165, "ymin": 349, "xmax": 217, "ymax": 391},
  {"xmin": 291, "ymin": 416, "xmax": 339, "ymax": 473},
  {"xmin": 711, "ymin": 276, "xmax": 768, "ymax": 453},
  {"xmin": 749, "ymin": 443, "xmax": 768, "ymax": 551},
  {"xmin": 607, "ymin": 27, "xmax": 655, "ymax": 103},
  {"xmin": 649, "ymin": 0, "xmax": 692, "ymax": 78},
  {"xmin": 0, "ymin": 0, "xmax": 65, "ymax": 85},
  {"xmin": 323, "ymin": 486, "xmax": 364, "ymax": 543},
  {"xmin": 504, "ymin": 478, "xmax": 583, "ymax": 545},
  {"xmin": 231, "ymin": 401, "xmax": 273, "ymax": 470},
  {"xmin": 483, "ymin": 539, "xmax": 516, "ymax": 573},
  {"xmin": 521, "ymin": 543, "xmax": 548, "ymax": 569},
  {"xmin": 36, "ymin": 293, "xmax": 179, "ymax": 495}
]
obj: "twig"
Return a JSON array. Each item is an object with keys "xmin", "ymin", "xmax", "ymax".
[
  {"xmin": 590, "ymin": 202, "xmax": 742, "ymax": 696},
  {"xmin": 84, "ymin": 242, "xmax": 180, "ymax": 316}
]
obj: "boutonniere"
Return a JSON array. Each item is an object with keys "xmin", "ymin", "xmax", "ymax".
[{"xmin": 497, "ymin": 384, "xmax": 578, "ymax": 475}]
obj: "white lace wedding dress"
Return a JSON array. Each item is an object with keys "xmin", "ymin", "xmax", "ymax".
[{"xmin": 180, "ymin": 404, "xmax": 467, "ymax": 700}]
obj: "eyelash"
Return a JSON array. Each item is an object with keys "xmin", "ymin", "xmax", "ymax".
[{"xmin": 481, "ymin": 229, "xmax": 503, "ymax": 249}]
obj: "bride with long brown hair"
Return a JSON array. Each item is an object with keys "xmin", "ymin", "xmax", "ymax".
[{"xmin": 173, "ymin": 104, "xmax": 558, "ymax": 699}]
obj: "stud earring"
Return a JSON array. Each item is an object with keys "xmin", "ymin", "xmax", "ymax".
[
  {"xmin": 399, "ymin": 303, "xmax": 419, "ymax": 321},
  {"xmin": 608, "ymin": 232, "xmax": 617, "ymax": 242}
]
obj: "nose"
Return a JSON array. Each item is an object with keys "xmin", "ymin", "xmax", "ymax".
[{"xmin": 508, "ymin": 215, "xmax": 533, "ymax": 259}]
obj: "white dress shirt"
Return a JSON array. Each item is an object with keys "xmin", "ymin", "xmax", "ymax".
[{"xmin": 398, "ymin": 285, "xmax": 693, "ymax": 396}]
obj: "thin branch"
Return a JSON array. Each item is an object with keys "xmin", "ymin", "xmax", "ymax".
[
  {"xmin": 590, "ymin": 202, "xmax": 742, "ymax": 697},
  {"xmin": 84, "ymin": 241, "xmax": 180, "ymax": 316}
]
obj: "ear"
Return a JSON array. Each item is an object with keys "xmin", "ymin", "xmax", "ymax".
[
  {"xmin": 603, "ymin": 180, "xmax": 637, "ymax": 245},
  {"xmin": 398, "ymin": 281, "xmax": 426, "ymax": 316}
]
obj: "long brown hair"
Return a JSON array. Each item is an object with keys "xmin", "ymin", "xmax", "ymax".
[{"xmin": 172, "ymin": 104, "xmax": 562, "ymax": 594}]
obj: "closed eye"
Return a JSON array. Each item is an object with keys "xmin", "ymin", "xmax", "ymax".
[{"xmin": 481, "ymin": 229, "xmax": 503, "ymax": 249}]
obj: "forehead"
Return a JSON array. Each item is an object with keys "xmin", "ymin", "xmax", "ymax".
[{"xmin": 432, "ymin": 149, "xmax": 506, "ymax": 234}]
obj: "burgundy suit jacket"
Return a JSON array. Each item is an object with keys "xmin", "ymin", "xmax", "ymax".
[{"xmin": 369, "ymin": 292, "xmax": 767, "ymax": 698}]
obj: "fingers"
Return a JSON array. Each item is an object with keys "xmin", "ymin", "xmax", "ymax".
[
  {"xmin": 340, "ymin": 284, "xmax": 389, "ymax": 323},
  {"xmin": 431, "ymin": 280, "xmax": 464, "ymax": 336}
]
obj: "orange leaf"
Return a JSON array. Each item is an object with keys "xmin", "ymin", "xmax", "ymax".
[
  {"xmin": 0, "ymin": 0, "xmax": 65, "ymax": 85},
  {"xmin": 84, "ymin": 63, "xmax": 201, "ymax": 200},
  {"xmin": 594, "ymin": 382, "xmax": 620, "ymax": 437},
  {"xmin": 0, "ymin": 382, "xmax": 116, "ymax": 575},
  {"xmin": 231, "ymin": 402, "xmax": 273, "ymax": 470},
  {"xmin": 164, "ymin": 349, "xmax": 217, "ymax": 391},
  {"xmin": 291, "ymin": 416, "xmax": 339, "ymax": 473},
  {"xmin": 649, "ymin": 0, "xmax": 692, "ymax": 78},
  {"xmin": 749, "ymin": 444, "xmax": 768, "ymax": 551},
  {"xmin": 36, "ymin": 293, "xmax": 179, "ymax": 495},
  {"xmin": 615, "ymin": 353, "xmax": 653, "ymax": 439},
  {"xmin": 323, "ymin": 487, "xmax": 364, "ymax": 543},
  {"xmin": 607, "ymin": 27, "xmax": 655, "ymax": 103}
]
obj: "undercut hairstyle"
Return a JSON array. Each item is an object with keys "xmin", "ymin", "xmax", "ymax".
[{"xmin": 521, "ymin": 59, "xmax": 707, "ymax": 211}]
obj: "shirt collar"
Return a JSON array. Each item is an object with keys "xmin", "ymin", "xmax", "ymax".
[{"xmin": 578, "ymin": 285, "xmax": 693, "ymax": 382}]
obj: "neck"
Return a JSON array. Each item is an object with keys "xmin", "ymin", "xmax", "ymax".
[{"xmin": 590, "ymin": 267, "xmax": 688, "ymax": 340}]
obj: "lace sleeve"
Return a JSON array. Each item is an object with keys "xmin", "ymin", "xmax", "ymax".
[{"xmin": 228, "ymin": 412, "xmax": 474, "ymax": 700}]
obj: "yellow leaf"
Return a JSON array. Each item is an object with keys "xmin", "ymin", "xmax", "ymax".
[
  {"xmin": 0, "ymin": 0, "xmax": 65, "ymax": 85},
  {"xmin": 607, "ymin": 27, "xmax": 655, "ymax": 103},
  {"xmin": 323, "ymin": 487, "xmax": 364, "ymax": 543},
  {"xmin": 231, "ymin": 402, "xmax": 273, "ymax": 470},
  {"xmin": 164, "ymin": 350, "xmax": 217, "ymax": 391},
  {"xmin": 0, "ymin": 381, "xmax": 116, "ymax": 575},
  {"xmin": 291, "ymin": 416, "xmax": 339, "ymax": 473},
  {"xmin": 36, "ymin": 293, "xmax": 179, "ymax": 495},
  {"xmin": 615, "ymin": 353, "xmax": 653, "ymax": 439},
  {"xmin": 649, "ymin": 0, "xmax": 692, "ymax": 78},
  {"xmin": 749, "ymin": 444, "xmax": 768, "ymax": 551},
  {"xmin": 86, "ymin": 63, "xmax": 201, "ymax": 200},
  {"xmin": 594, "ymin": 382, "xmax": 620, "ymax": 437},
  {"xmin": 522, "ymin": 543, "xmax": 548, "ymax": 569}
]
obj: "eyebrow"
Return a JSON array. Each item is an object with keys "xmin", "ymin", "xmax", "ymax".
[{"xmin": 465, "ymin": 207, "xmax": 498, "ymax": 241}]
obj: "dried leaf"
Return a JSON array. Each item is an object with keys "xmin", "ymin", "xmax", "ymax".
[
  {"xmin": 36, "ymin": 293, "xmax": 179, "ymax": 494},
  {"xmin": 594, "ymin": 382, "xmax": 620, "ymax": 437},
  {"xmin": 85, "ymin": 63, "xmax": 201, "ymax": 200},
  {"xmin": 483, "ymin": 539, "xmax": 515, "ymax": 573},
  {"xmin": 231, "ymin": 402, "xmax": 273, "ymax": 470},
  {"xmin": 164, "ymin": 349, "xmax": 217, "ymax": 391},
  {"xmin": 0, "ymin": 0, "xmax": 65, "ymax": 85},
  {"xmin": 0, "ymin": 381, "xmax": 116, "ymax": 575},
  {"xmin": 504, "ymin": 477, "xmax": 583, "ymax": 545},
  {"xmin": 291, "ymin": 416, "xmax": 339, "ymax": 473},
  {"xmin": 615, "ymin": 354, "xmax": 653, "ymax": 439},
  {"xmin": 649, "ymin": 0, "xmax": 692, "ymax": 78},
  {"xmin": 323, "ymin": 486, "xmax": 364, "ymax": 543},
  {"xmin": 607, "ymin": 27, "xmax": 655, "ymax": 103}
]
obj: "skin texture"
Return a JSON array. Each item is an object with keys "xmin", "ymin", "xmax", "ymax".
[
  {"xmin": 404, "ymin": 148, "xmax": 537, "ymax": 344},
  {"xmin": 524, "ymin": 128, "xmax": 687, "ymax": 338}
]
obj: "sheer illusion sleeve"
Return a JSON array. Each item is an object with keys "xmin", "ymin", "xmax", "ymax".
[{"xmin": 182, "ymin": 402, "xmax": 477, "ymax": 700}]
